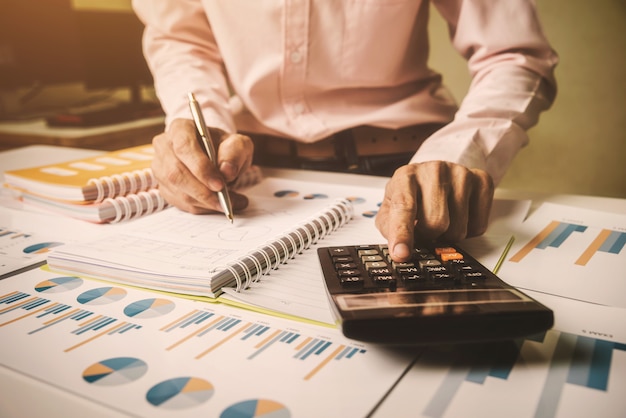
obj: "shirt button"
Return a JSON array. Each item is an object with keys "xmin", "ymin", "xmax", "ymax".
[{"xmin": 290, "ymin": 50, "xmax": 302, "ymax": 64}]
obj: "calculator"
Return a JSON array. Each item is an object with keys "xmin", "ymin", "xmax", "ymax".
[{"xmin": 317, "ymin": 241, "xmax": 554, "ymax": 345}]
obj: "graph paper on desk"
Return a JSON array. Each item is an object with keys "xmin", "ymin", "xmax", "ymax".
[
  {"xmin": 0, "ymin": 268, "xmax": 414, "ymax": 417},
  {"xmin": 498, "ymin": 203, "xmax": 626, "ymax": 309},
  {"xmin": 376, "ymin": 329, "xmax": 626, "ymax": 418}
]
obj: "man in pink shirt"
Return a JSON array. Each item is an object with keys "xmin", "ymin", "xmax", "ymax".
[{"xmin": 132, "ymin": 0, "xmax": 557, "ymax": 262}]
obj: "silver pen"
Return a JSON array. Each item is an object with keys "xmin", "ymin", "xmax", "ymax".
[{"xmin": 187, "ymin": 92, "xmax": 234, "ymax": 223}]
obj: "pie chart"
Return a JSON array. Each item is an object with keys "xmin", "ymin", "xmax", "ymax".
[
  {"xmin": 34, "ymin": 276, "xmax": 83, "ymax": 293},
  {"xmin": 77, "ymin": 286, "xmax": 127, "ymax": 305},
  {"xmin": 82, "ymin": 357, "xmax": 148, "ymax": 386},
  {"xmin": 274, "ymin": 190, "xmax": 299, "ymax": 198},
  {"xmin": 23, "ymin": 241, "xmax": 63, "ymax": 254},
  {"xmin": 346, "ymin": 196, "xmax": 366, "ymax": 204},
  {"xmin": 221, "ymin": 399, "xmax": 290, "ymax": 418},
  {"xmin": 303, "ymin": 193, "xmax": 327, "ymax": 200},
  {"xmin": 124, "ymin": 298, "xmax": 175, "ymax": 318},
  {"xmin": 362, "ymin": 210, "xmax": 378, "ymax": 218},
  {"xmin": 146, "ymin": 377, "xmax": 214, "ymax": 409}
]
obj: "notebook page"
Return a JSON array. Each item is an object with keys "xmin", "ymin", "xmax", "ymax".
[
  {"xmin": 220, "ymin": 212, "xmax": 384, "ymax": 324},
  {"xmin": 48, "ymin": 195, "xmax": 341, "ymax": 296}
]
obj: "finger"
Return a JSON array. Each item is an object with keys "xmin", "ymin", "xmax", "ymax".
[
  {"xmin": 217, "ymin": 133, "xmax": 254, "ymax": 183},
  {"xmin": 376, "ymin": 166, "xmax": 419, "ymax": 261},
  {"xmin": 467, "ymin": 169, "xmax": 495, "ymax": 237},
  {"xmin": 441, "ymin": 165, "xmax": 472, "ymax": 242},
  {"xmin": 152, "ymin": 120, "xmax": 225, "ymax": 212},
  {"xmin": 171, "ymin": 125, "xmax": 225, "ymax": 193},
  {"xmin": 413, "ymin": 161, "xmax": 451, "ymax": 240}
]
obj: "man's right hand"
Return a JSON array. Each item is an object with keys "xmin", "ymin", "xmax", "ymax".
[{"xmin": 151, "ymin": 118, "xmax": 254, "ymax": 214}]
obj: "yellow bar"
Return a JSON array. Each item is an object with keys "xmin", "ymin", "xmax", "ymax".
[
  {"xmin": 0, "ymin": 301, "xmax": 57, "ymax": 327},
  {"xmin": 65, "ymin": 322, "xmax": 127, "ymax": 352},
  {"xmin": 195, "ymin": 322, "xmax": 249, "ymax": 359},
  {"xmin": 166, "ymin": 316, "xmax": 224, "ymax": 351},
  {"xmin": 509, "ymin": 220, "xmax": 561, "ymax": 263},
  {"xmin": 575, "ymin": 229, "xmax": 612, "ymax": 266},
  {"xmin": 160, "ymin": 309, "xmax": 200, "ymax": 331},
  {"xmin": 304, "ymin": 345, "xmax": 345, "ymax": 381}
]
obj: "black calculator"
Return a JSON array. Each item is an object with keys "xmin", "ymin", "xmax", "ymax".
[{"xmin": 317, "ymin": 241, "xmax": 553, "ymax": 345}]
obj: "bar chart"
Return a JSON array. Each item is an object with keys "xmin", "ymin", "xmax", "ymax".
[
  {"xmin": 375, "ymin": 329, "xmax": 626, "ymax": 418},
  {"xmin": 499, "ymin": 203, "xmax": 626, "ymax": 309},
  {"xmin": 508, "ymin": 221, "xmax": 626, "ymax": 267},
  {"xmin": 0, "ymin": 268, "xmax": 412, "ymax": 418}
]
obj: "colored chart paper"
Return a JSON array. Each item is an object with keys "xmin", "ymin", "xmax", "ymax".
[
  {"xmin": 498, "ymin": 203, "xmax": 626, "ymax": 309},
  {"xmin": 0, "ymin": 268, "xmax": 413, "ymax": 417}
]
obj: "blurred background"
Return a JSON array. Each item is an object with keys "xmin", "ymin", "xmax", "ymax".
[
  {"xmin": 1, "ymin": 0, "xmax": 624, "ymax": 198},
  {"xmin": 429, "ymin": 0, "xmax": 626, "ymax": 198}
]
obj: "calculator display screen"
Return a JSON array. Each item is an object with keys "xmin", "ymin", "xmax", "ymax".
[{"xmin": 335, "ymin": 289, "xmax": 530, "ymax": 312}]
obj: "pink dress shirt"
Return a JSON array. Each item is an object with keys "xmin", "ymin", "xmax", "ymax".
[{"xmin": 132, "ymin": 0, "xmax": 558, "ymax": 184}]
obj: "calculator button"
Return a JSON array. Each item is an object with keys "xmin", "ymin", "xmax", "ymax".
[
  {"xmin": 369, "ymin": 267, "xmax": 392, "ymax": 276},
  {"xmin": 419, "ymin": 259, "xmax": 441, "ymax": 269},
  {"xmin": 392, "ymin": 261, "xmax": 416, "ymax": 269},
  {"xmin": 365, "ymin": 261, "xmax": 387, "ymax": 270},
  {"xmin": 440, "ymin": 252, "xmax": 464, "ymax": 262},
  {"xmin": 402, "ymin": 273, "xmax": 425, "ymax": 285},
  {"xmin": 397, "ymin": 266, "xmax": 420, "ymax": 275},
  {"xmin": 338, "ymin": 269, "xmax": 361, "ymax": 277},
  {"xmin": 361, "ymin": 255, "xmax": 384, "ymax": 263},
  {"xmin": 328, "ymin": 247, "xmax": 350, "ymax": 256},
  {"xmin": 463, "ymin": 271, "xmax": 486, "ymax": 280},
  {"xmin": 434, "ymin": 246, "xmax": 457, "ymax": 254},
  {"xmin": 430, "ymin": 272, "xmax": 455, "ymax": 281},
  {"xmin": 340, "ymin": 275, "xmax": 364, "ymax": 286},
  {"xmin": 332, "ymin": 256, "xmax": 353, "ymax": 263},
  {"xmin": 373, "ymin": 275, "xmax": 395, "ymax": 286},
  {"xmin": 335, "ymin": 262, "xmax": 357, "ymax": 269}
]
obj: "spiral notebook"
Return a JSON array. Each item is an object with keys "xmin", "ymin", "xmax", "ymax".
[
  {"xmin": 3, "ymin": 144, "xmax": 262, "ymax": 223},
  {"xmin": 46, "ymin": 180, "xmax": 359, "ymax": 323},
  {"xmin": 4, "ymin": 144, "xmax": 157, "ymax": 202}
]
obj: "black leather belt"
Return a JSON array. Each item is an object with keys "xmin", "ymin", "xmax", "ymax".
[
  {"xmin": 253, "ymin": 122, "xmax": 439, "ymax": 156},
  {"xmin": 248, "ymin": 123, "xmax": 443, "ymax": 175}
]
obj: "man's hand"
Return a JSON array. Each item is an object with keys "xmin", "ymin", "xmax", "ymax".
[
  {"xmin": 375, "ymin": 161, "xmax": 495, "ymax": 262},
  {"xmin": 151, "ymin": 118, "xmax": 254, "ymax": 214}
]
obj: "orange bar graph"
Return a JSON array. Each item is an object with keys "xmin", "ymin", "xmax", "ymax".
[
  {"xmin": 167, "ymin": 315, "xmax": 224, "ymax": 351},
  {"xmin": 575, "ymin": 229, "xmax": 613, "ymax": 266},
  {"xmin": 0, "ymin": 301, "xmax": 58, "ymax": 327},
  {"xmin": 160, "ymin": 309, "xmax": 200, "ymax": 331},
  {"xmin": 0, "ymin": 296, "xmax": 40, "ymax": 315},
  {"xmin": 42, "ymin": 308, "xmax": 81, "ymax": 326},
  {"xmin": 509, "ymin": 221, "xmax": 561, "ymax": 263},
  {"xmin": 64, "ymin": 321, "xmax": 129, "ymax": 352},
  {"xmin": 303, "ymin": 344, "xmax": 346, "ymax": 381},
  {"xmin": 195, "ymin": 321, "xmax": 249, "ymax": 359}
]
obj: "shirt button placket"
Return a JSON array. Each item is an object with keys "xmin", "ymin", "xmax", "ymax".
[{"xmin": 282, "ymin": 0, "xmax": 314, "ymax": 136}]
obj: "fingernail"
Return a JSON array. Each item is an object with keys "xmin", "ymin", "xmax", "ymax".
[
  {"xmin": 393, "ymin": 243, "xmax": 410, "ymax": 260},
  {"xmin": 220, "ymin": 161, "xmax": 237, "ymax": 179}
]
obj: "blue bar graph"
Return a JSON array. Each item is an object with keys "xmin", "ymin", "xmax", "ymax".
[
  {"xmin": 537, "ymin": 223, "xmax": 587, "ymax": 249},
  {"xmin": 0, "ymin": 289, "xmax": 141, "ymax": 347},
  {"xmin": 599, "ymin": 231, "xmax": 626, "ymax": 255},
  {"xmin": 423, "ymin": 331, "xmax": 625, "ymax": 418}
]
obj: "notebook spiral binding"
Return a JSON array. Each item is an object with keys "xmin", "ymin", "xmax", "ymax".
[
  {"xmin": 105, "ymin": 189, "xmax": 169, "ymax": 223},
  {"xmin": 220, "ymin": 198, "xmax": 354, "ymax": 292},
  {"xmin": 88, "ymin": 168, "xmax": 156, "ymax": 203}
]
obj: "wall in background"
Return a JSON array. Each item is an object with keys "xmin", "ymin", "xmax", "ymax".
[{"xmin": 427, "ymin": 0, "xmax": 626, "ymax": 198}]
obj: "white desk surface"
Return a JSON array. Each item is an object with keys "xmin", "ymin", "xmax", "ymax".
[{"xmin": 1, "ymin": 145, "xmax": 625, "ymax": 418}]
